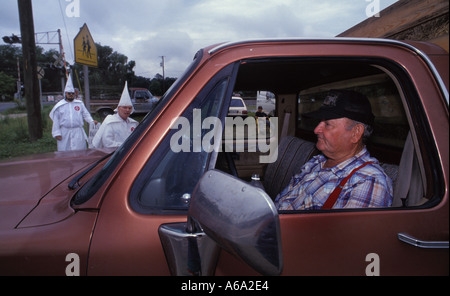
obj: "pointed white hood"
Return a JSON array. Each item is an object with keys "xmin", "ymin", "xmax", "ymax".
[
  {"xmin": 64, "ymin": 74, "xmax": 75, "ymax": 93},
  {"xmin": 115, "ymin": 81, "xmax": 134, "ymax": 113},
  {"xmin": 49, "ymin": 73, "xmax": 78, "ymax": 120}
]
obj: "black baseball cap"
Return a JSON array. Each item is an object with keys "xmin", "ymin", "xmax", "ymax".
[{"xmin": 304, "ymin": 89, "xmax": 375, "ymax": 126}]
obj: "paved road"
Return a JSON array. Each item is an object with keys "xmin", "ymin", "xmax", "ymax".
[
  {"xmin": 0, "ymin": 102, "xmax": 55, "ymax": 120},
  {"xmin": 0, "ymin": 102, "xmax": 16, "ymax": 113},
  {"xmin": 0, "ymin": 101, "xmax": 55, "ymax": 113}
]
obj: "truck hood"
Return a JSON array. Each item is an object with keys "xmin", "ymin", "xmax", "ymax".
[{"xmin": 0, "ymin": 149, "xmax": 112, "ymax": 230}]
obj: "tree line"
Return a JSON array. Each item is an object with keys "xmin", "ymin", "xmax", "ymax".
[{"xmin": 0, "ymin": 43, "xmax": 176, "ymax": 101}]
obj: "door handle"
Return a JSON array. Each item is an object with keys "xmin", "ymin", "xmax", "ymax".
[{"xmin": 398, "ymin": 233, "xmax": 449, "ymax": 249}]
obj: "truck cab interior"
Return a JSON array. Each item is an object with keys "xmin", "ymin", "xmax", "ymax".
[
  {"xmin": 131, "ymin": 54, "xmax": 443, "ymax": 215},
  {"xmin": 216, "ymin": 56, "xmax": 434, "ymax": 210}
]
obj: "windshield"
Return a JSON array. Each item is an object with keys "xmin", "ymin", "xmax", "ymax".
[
  {"xmin": 71, "ymin": 49, "xmax": 204, "ymax": 206},
  {"xmin": 230, "ymin": 98, "xmax": 244, "ymax": 107},
  {"xmin": 135, "ymin": 90, "xmax": 151, "ymax": 99}
]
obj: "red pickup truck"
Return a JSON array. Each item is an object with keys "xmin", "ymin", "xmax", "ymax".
[{"xmin": 0, "ymin": 38, "xmax": 448, "ymax": 276}]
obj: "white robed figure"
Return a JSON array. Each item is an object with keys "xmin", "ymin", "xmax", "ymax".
[
  {"xmin": 92, "ymin": 82, "xmax": 138, "ymax": 148},
  {"xmin": 49, "ymin": 74, "xmax": 96, "ymax": 151}
]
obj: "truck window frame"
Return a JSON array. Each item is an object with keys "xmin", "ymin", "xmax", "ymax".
[{"xmin": 129, "ymin": 62, "xmax": 239, "ymax": 215}]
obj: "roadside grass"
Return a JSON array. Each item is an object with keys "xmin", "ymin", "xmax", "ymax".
[{"xmin": 0, "ymin": 104, "xmax": 56, "ymax": 160}]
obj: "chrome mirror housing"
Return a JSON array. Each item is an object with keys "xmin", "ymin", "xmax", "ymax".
[
  {"xmin": 158, "ymin": 219, "xmax": 220, "ymax": 276},
  {"xmin": 189, "ymin": 170, "xmax": 283, "ymax": 276}
]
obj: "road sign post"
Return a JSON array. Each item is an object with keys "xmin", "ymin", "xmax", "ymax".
[{"xmin": 74, "ymin": 24, "xmax": 97, "ymax": 112}]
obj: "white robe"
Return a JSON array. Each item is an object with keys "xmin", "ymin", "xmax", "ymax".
[
  {"xmin": 92, "ymin": 113, "xmax": 138, "ymax": 148},
  {"xmin": 49, "ymin": 99, "xmax": 94, "ymax": 151}
]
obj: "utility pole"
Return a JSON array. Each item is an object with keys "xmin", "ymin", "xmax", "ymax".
[
  {"xmin": 17, "ymin": 0, "xmax": 42, "ymax": 141},
  {"xmin": 160, "ymin": 56, "xmax": 165, "ymax": 94}
]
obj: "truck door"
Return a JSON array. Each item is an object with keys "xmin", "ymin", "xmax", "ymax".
[{"xmin": 212, "ymin": 45, "xmax": 448, "ymax": 276}]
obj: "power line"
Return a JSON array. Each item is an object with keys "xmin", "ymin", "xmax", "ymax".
[{"xmin": 58, "ymin": 0, "xmax": 74, "ymax": 62}]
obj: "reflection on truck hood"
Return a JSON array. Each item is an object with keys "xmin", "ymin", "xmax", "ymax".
[{"xmin": 0, "ymin": 149, "xmax": 112, "ymax": 230}]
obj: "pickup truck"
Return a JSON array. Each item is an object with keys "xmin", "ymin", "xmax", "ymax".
[
  {"xmin": 90, "ymin": 87, "xmax": 158, "ymax": 118},
  {"xmin": 0, "ymin": 38, "xmax": 448, "ymax": 276}
]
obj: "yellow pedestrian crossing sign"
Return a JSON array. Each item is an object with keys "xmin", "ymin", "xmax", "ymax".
[{"xmin": 74, "ymin": 24, "xmax": 98, "ymax": 67}]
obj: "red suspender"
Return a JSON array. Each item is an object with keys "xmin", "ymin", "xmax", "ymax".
[{"xmin": 321, "ymin": 162, "xmax": 374, "ymax": 210}]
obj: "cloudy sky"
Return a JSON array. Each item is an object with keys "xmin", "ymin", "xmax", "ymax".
[{"xmin": 1, "ymin": 0, "xmax": 398, "ymax": 78}]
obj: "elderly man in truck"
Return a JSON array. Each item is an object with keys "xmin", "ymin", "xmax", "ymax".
[{"xmin": 275, "ymin": 90, "xmax": 393, "ymax": 210}]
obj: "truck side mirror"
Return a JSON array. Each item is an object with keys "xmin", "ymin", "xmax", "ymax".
[
  {"xmin": 189, "ymin": 169, "xmax": 283, "ymax": 276},
  {"xmin": 158, "ymin": 220, "xmax": 220, "ymax": 276}
]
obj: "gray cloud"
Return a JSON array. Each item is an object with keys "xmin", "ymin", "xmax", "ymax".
[{"xmin": 1, "ymin": 0, "xmax": 398, "ymax": 78}]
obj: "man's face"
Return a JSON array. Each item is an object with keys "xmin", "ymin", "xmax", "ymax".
[
  {"xmin": 66, "ymin": 92, "xmax": 75, "ymax": 101},
  {"xmin": 118, "ymin": 106, "xmax": 133, "ymax": 120},
  {"xmin": 314, "ymin": 117, "xmax": 357, "ymax": 160}
]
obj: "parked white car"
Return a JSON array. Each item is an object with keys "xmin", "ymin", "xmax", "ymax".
[{"xmin": 228, "ymin": 96, "xmax": 248, "ymax": 117}]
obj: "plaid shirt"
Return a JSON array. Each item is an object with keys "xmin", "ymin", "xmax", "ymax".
[{"xmin": 275, "ymin": 147, "xmax": 393, "ymax": 210}]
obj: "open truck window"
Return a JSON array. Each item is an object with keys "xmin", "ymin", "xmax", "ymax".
[{"xmin": 220, "ymin": 57, "xmax": 440, "ymax": 211}]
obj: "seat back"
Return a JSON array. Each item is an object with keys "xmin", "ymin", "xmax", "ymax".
[
  {"xmin": 263, "ymin": 136, "xmax": 318, "ymax": 199},
  {"xmin": 262, "ymin": 132, "xmax": 425, "ymax": 206},
  {"xmin": 392, "ymin": 132, "xmax": 425, "ymax": 207}
]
